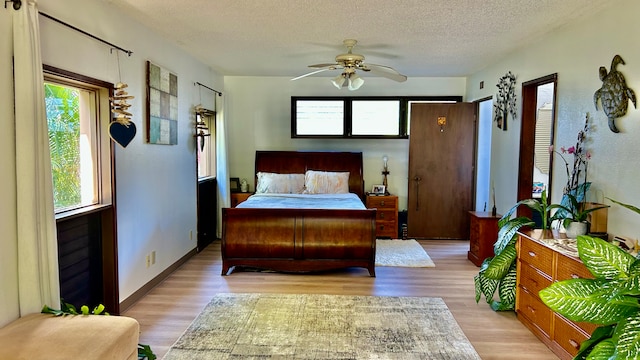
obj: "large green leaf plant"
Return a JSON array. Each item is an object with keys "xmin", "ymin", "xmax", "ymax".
[
  {"xmin": 475, "ymin": 190, "xmax": 564, "ymax": 311},
  {"xmin": 539, "ymin": 199, "xmax": 640, "ymax": 359}
]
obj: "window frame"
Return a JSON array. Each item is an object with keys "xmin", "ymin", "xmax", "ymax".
[
  {"xmin": 44, "ymin": 65, "xmax": 114, "ymax": 219},
  {"xmin": 291, "ymin": 96, "xmax": 462, "ymax": 139}
]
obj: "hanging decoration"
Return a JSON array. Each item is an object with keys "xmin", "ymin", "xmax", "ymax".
[
  {"xmin": 193, "ymin": 82, "xmax": 222, "ymax": 152},
  {"xmin": 594, "ymin": 54, "xmax": 637, "ymax": 133},
  {"xmin": 493, "ymin": 71, "xmax": 517, "ymax": 131},
  {"xmin": 194, "ymin": 105, "xmax": 213, "ymax": 152},
  {"xmin": 109, "ymin": 49, "xmax": 137, "ymax": 147}
]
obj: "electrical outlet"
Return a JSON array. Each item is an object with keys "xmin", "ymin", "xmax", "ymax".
[
  {"xmin": 145, "ymin": 254, "xmax": 150, "ymax": 268},
  {"xmin": 151, "ymin": 251, "xmax": 156, "ymax": 265}
]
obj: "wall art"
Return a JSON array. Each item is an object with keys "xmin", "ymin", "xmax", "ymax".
[
  {"xmin": 493, "ymin": 71, "xmax": 517, "ymax": 131},
  {"xmin": 594, "ymin": 54, "xmax": 637, "ymax": 133},
  {"xmin": 146, "ymin": 61, "xmax": 178, "ymax": 144}
]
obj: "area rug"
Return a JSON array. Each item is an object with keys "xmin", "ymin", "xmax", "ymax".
[
  {"xmin": 375, "ymin": 239, "xmax": 435, "ymax": 267},
  {"xmin": 163, "ymin": 293, "xmax": 481, "ymax": 359}
]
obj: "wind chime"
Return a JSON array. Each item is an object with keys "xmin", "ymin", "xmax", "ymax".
[
  {"xmin": 194, "ymin": 105, "xmax": 212, "ymax": 152},
  {"xmin": 109, "ymin": 49, "xmax": 137, "ymax": 147}
]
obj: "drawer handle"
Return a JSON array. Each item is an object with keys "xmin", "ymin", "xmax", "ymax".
[
  {"xmin": 571, "ymin": 273, "xmax": 580, "ymax": 279},
  {"xmin": 380, "ymin": 201, "xmax": 385, "ymax": 206},
  {"xmin": 526, "ymin": 305, "xmax": 536, "ymax": 313},
  {"xmin": 528, "ymin": 251, "xmax": 537, "ymax": 257},
  {"xmin": 569, "ymin": 339, "xmax": 579, "ymax": 349},
  {"xmin": 380, "ymin": 213, "xmax": 385, "ymax": 218}
]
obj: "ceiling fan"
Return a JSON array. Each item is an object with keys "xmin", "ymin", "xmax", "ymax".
[{"xmin": 291, "ymin": 39, "xmax": 407, "ymax": 90}]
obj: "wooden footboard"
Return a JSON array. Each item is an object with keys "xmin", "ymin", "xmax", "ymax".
[{"xmin": 221, "ymin": 208, "xmax": 377, "ymax": 276}]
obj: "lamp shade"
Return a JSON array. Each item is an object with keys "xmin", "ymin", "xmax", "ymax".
[
  {"xmin": 331, "ymin": 74, "xmax": 346, "ymax": 89},
  {"xmin": 348, "ymin": 73, "xmax": 364, "ymax": 91}
]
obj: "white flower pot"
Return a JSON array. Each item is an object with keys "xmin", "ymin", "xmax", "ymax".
[{"xmin": 566, "ymin": 221, "xmax": 588, "ymax": 238}]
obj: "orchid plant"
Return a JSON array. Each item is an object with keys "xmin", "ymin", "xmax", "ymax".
[
  {"xmin": 550, "ymin": 113, "xmax": 595, "ymax": 221},
  {"xmin": 549, "ymin": 112, "xmax": 592, "ymax": 195}
]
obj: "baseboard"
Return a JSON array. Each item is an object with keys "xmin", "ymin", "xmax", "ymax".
[{"xmin": 119, "ymin": 247, "xmax": 198, "ymax": 312}]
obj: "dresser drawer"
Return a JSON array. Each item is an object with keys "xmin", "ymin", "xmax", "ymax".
[
  {"xmin": 519, "ymin": 262, "xmax": 552, "ymax": 297},
  {"xmin": 376, "ymin": 222, "xmax": 397, "ymax": 238},
  {"xmin": 519, "ymin": 238, "xmax": 554, "ymax": 275},
  {"xmin": 556, "ymin": 253, "xmax": 593, "ymax": 280},
  {"xmin": 517, "ymin": 287, "xmax": 552, "ymax": 337},
  {"xmin": 553, "ymin": 314, "xmax": 592, "ymax": 357},
  {"xmin": 366, "ymin": 196, "xmax": 396, "ymax": 209},
  {"xmin": 375, "ymin": 209, "xmax": 396, "ymax": 221}
]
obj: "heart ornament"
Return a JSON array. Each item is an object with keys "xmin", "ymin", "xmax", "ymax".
[
  {"xmin": 109, "ymin": 121, "xmax": 137, "ymax": 148},
  {"xmin": 109, "ymin": 82, "xmax": 136, "ymax": 147}
]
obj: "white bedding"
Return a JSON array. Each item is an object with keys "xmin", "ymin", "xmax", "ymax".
[{"xmin": 236, "ymin": 193, "xmax": 366, "ymax": 210}]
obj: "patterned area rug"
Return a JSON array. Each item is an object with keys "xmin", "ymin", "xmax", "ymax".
[
  {"xmin": 375, "ymin": 239, "xmax": 435, "ymax": 267},
  {"xmin": 163, "ymin": 293, "xmax": 480, "ymax": 360}
]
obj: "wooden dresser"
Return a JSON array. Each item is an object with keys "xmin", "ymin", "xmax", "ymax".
[
  {"xmin": 467, "ymin": 211, "xmax": 500, "ymax": 266},
  {"xmin": 516, "ymin": 230, "xmax": 598, "ymax": 360},
  {"xmin": 366, "ymin": 195, "xmax": 398, "ymax": 238}
]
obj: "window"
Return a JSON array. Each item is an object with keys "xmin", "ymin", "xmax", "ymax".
[
  {"xmin": 352, "ymin": 100, "xmax": 400, "ymax": 136},
  {"xmin": 44, "ymin": 67, "xmax": 113, "ymax": 215},
  {"xmin": 291, "ymin": 96, "xmax": 462, "ymax": 138}
]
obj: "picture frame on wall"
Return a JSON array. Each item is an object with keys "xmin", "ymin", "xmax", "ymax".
[
  {"xmin": 230, "ymin": 177, "xmax": 241, "ymax": 193},
  {"xmin": 146, "ymin": 60, "xmax": 178, "ymax": 145}
]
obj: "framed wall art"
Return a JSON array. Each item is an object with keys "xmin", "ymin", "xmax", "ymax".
[{"xmin": 146, "ymin": 61, "xmax": 178, "ymax": 144}]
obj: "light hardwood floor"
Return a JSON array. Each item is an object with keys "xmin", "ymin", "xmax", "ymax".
[{"xmin": 123, "ymin": 240, "xmax": 558, "ymax": 359}]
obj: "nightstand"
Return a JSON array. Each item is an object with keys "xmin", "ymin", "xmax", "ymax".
[
  {"xmin": 467, "ymin": 211, "xmax": 501, "ymax": 266},
  {"xmin": 366, "ymin": 195, "xmax": 398, "ymax": 238},
  {"xmin": 230, "ymin": 192, "xmax": 252, "ymax": 207}
]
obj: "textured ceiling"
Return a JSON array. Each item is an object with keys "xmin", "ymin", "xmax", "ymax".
[{"xmin": 102, "ymin": 0, "xmax": 617, "ymax": 78}]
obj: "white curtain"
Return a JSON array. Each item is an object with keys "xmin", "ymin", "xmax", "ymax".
[
  {"xmin": 215, "ymin": 93, "xmax": 230, "ymax": 237},
  {"xmin": 13, "ymin": 0, "xmax": 61, "ymax": 314}
]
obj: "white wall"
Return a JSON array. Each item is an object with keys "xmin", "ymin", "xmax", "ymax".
[
  {"xmin": 223, "ymin": 76, "xmax": 467, "ymax": 210},
  {"xmin": 466, "ymin": 0, "xmax": 639, "ymax": 238},
  {"xmin": 36, "ymin": 0, "xmax": 223, "ymax": 302}
]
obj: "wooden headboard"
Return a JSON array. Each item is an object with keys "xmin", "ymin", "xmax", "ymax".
[{"xmin": 254, "ymin": 151, "xmax": 366, "ymax": 199}]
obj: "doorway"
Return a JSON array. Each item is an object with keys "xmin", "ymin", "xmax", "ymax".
[
  {"xmin": 475, "ymin": 97, "xmax": 494, "ymax": 212},
  {"xmin": 407, "ymin": 102, "xmax": 476, "ymax": 239},
  {"xmin": 518, "ymin": 74, "xmax": 558, "ymax": 218}
]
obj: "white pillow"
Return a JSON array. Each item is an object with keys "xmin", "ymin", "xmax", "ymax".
[
  {"xmin": 256, "ymin": 172, "xmax": 305, "ymax": 194},
  {"xmin": 303, "ymin": 170, "xmax": 350, "ymax": 194}
]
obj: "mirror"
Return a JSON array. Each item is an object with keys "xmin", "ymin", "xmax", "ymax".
[
  {"xmin": 532, "ymin": 82, "xmax": 555, "ymax": 198},
  {"xmin": 517, "ymin": 74, "xmax": 557, "ymax": 212}
]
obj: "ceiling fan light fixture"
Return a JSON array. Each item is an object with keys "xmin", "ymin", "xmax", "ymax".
[
  {"xmin": 331, "ymin": 73, "xmax": 346, "ymax": 89},
  {"xmin": 348, "ymin": 73, "xmax": 364, "ymax": 91}
]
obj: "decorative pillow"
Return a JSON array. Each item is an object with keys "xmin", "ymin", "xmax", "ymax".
[
  {"xmin": 303, "ymin": 170, "xmax": 350, "ymax": 194},
  {"xmin": 256, "ymin": 172, "xmax": 305, "ymax": 194}
]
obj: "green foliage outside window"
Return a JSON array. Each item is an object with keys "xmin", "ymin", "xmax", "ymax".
[{"xmin": 45, "ymin": 83, "xmax": 81, "ymax": 210}]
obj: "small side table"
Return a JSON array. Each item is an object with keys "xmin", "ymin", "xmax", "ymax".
[
  {"xmin": 230, "ymin": 192, "xmax": 252, "ymax": 207},
  {"xmin": 467, "ymin": 211, "xmax": 501, "ymax": 266},
  {"xmin": 366, "ymin": 195, "xmax": 399, "ymax": 238}
]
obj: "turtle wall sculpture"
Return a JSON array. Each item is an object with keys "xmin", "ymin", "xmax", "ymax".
[{"xmin": 594, "ymin": 54, "xmax": 636, "ymax": 133}]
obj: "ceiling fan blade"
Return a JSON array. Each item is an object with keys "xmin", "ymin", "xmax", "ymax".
[
  {"xmin": 291, "ymin": 68, "xmax": 331, "ymax": 81},
  {"xmin": 362, "ymin": 63, "xmax": 407, "ymax": 82},
  {"xmin": 308, "ymin": 63, "xmax": 339, "ymax": 69}
]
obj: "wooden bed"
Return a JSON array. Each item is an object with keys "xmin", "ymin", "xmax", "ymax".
[{"xmin": 221, "ymin": 151, "xmax": 377, "ymax": 276}]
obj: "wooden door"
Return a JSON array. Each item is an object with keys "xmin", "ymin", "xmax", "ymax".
[{"xmin": 408, "ymin": 102, "xmax": 476, "ymax": 239}]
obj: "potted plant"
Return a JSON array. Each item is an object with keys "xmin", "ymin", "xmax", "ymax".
[
  {"xmin": 475, "ymin": 190, "xmax": 564, "ymax": 311},
  {"xmin": 554, "ymin": 193, "xmax": 610, "ymax": 238},
  {"xmin": 539, "ymin": 199, "xmax": 640, "ymax": 359}
]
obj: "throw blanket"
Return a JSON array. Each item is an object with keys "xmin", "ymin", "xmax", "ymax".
[{"xmin": 236, "ymin": 193, "xmax": 366, "ymax": 209}]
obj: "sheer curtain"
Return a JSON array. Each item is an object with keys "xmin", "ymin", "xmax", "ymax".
[
  {"xmin": 13, "ymin": 0, "xmax": 60, "ymax": 314},
  {"xmin": 215, "ymin": 93, "xmax": 230, "ymax": 237}
]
